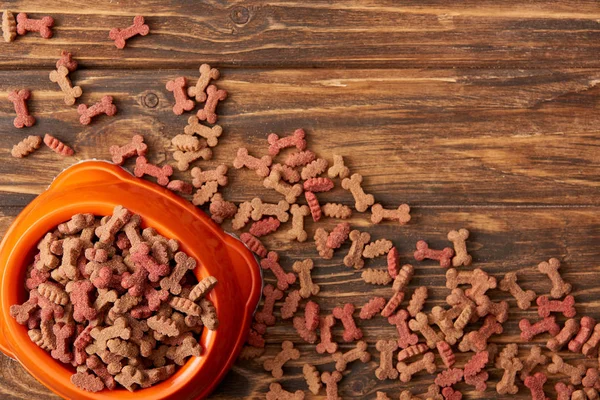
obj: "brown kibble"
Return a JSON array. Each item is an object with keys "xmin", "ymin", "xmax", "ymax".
[
  {"xmin": 161, "ymin": 252, "xmax": 197, "ymax": 295},
  {"xmin": 459, "ymin": 315, "xmax": 503, "ymax": 352},
  {"xmin": 363, "ymin": 239, "xmax": 393, "ymax": 258},
  {"xmin": 303, "ymin": 364, "xmax": 321, "ymax": 395},
  {"xmin": 238, "ymin": 346, "xmax": 265, "ymax": 360},
  {"xmin": 166, "ymin": 336, "xmax": 202, "ymax": 365},
  {"xmin": 271, "ymin": 163, "xmax": 301, "ymax": 183},
  {"xmin": 301, "ymin": 158, "xmax": 328, "ymax": 180},
  {"xmin": 107, "ymin": 338, "xmax": 139, "ymax": 358},
  {"xmin": 547, "ymin": 354, "xmax": 586, "ymax": 385},
  {"xmin": 343, "ymin": 230, "xmax": 370, "ymax": 269},
  {"xmin": 233, "ymin": 148, "xmax": 272, "ymax": 177},
  {"xmin": 286, "ymin": 204, "xmax": 310, "ymax": 242},
  {"xmin": 285, "ymin": 150, "xmax": 315, "ymax": 168},
  {"xmin": 49, "ymin": 66, "xmax": 83, "ymax": 106},
  {"xmin": 169, "ymin": 296, "xmax": 201, "ymax": 317},
  {"xmin": 332, "ymin": 340, "xmax": 370, "ymax": 372},
  {"xmin": 173, "ymin": 148, "xmax": 212, "ymax": 171},
  {"xmin": 414, "ymin": 240, "xmax": 454, "ymax": 268},
  {"xmin": 191, "ymin": 164, "xmax": 228, "ymax": 188},
  {"xmin": 38, "ymin": 282, "xmax": 69, "ymax": 306},
  {"xmin": 322, "ymin": 203, "xmax": 352, "ymax": 219},
  {"xmin": 146, "ymin": 315, "xmax": 180, "ymax": 338},
  {"xmin": 398, "ymin": 343, "xmax": 429, "ymax": 362},
  {"xmin": 538, "ymin": 257, "xmax": 572, "ymax": 299},
  {"xmin": 321, "ymin": 371, "xmax": 342, "ymax": 400},
  {"xmin": 371, "ymin": 203, "xmax": 411, "ymax": 225},
  {"xmin": 232, "ymin": 201, "xmax": 252, "ymax": 230},
  {"xmin": 281, "ymin": 290, "xmax": 301, "ymax": 320},
  {"xmin": 251, "ymin": 198, "xmax": 289, "ymax": 222},
  {"xmin": 409, "ymin": 312, "xmax": 443, "ymax": 349},
  {"xmin": 341, "ymin": 173, "xmax": 374, "ymax": 212},
  {"xmin": 263, "ymin": 169, "xmax": 303, "ymax": 204},
  {"xmin": 499, "ymin": 271, "xmax": 536, "ymax": 310},
  {"xmin": 359, "ymin": 297, "xmax": 386, "ymax": 320},
  {"xmin": 96, "ymin": 205, "xmax": 132, "ymax": 244},
  {"xmin": 569, "ymin": 316, "xmax": 595, "ymax": 353},
  {"xmin": 447, "ymin": 229, "xmax": 472, "ymax": 267},
  {"xmin": 192, "ymin": 181, "xmax": 219, "ymax": 206},
  {"xmin": 547, "ymin": 318, "xmax": 579, "ymax": 352},
  {"xmin": 397, "ymin": 352, "xmax": 436, "ymax": 383},
  {"xmin": 407, "ymin": 286, "xmax": 427, "ymax": 317},
  {"xmin": 71, "ymin": 371, "xmax": 105, "ymax": 392},
  {"xmin": 293, "ymin": 259, "xmax": 319, "ymax": 298},
  {"xmin": 326, "ymin": 222, "xmax": 350, "ymax": 249},
  {"xmin": 393, "ymin": 264, "xmax": 414, "ymax": 293},
  {"xmin": 430, "ymin": 306, "xmax": 462, "ymax": 345},
  {"xmin": 293, "ymin": 315, "xmax": 317, "ymax": 343},
  {"xmin": 475, "ymin": 296, "xmax": 509, "ymax": 323},
  {"xmin": 188, "ymin": 64, "xmax": 220, "ymax": 102},
  {"xmin": 446, "ymin": 268, "xmax": 497, "ymax": 299},
  {"xmin": 59, "ymin": 213, "xmax": 95, "ymax": 235},
  {"xmin": 375, "ymin": 340, "xmax": 398, "ymax": 380},
  {"xmin": 435, "ymin": 368, "xmax": 463, "ymax": 387},
  {"xmin": 199, "ymin": 298, "xmax": 218, "ymax": 330},
  {"xmin": 314, "ymin": 228, "xmax": 333, "ymax": 259},
  {"xmin": 580, "ymin": 322, "xmax": 600, "ymax": 356},
  {"xmin": 2, "ymin": 11, "xmax": 17, "ymax": 42},
  {"xmin": 263, "ymin": 341, "xmax": 300, "ymax": 379},
  {"xmin": 361, "ymin": 269, "xmax": 392, "ymax": 285},
  {"xmin": 519, "ymin": 345, "xmax": 547, "ymax": 380},
  {"xmin": 495, "ymin": 344, "xmax": 522, "ymax": 394},
  {"xmin": 266, "ymin": 383, "xmax": 305, "ymax": 400},
  {"xmin": 328, "ymin": 155, "xmax": 349, "ymax": 179},
  {"xmin": 114, "ymin": 365, "xmax": 144, "ymax": 392},
  {"xmin": 11, "ymin": 135, "xmax": 42, "ymax": 158}
]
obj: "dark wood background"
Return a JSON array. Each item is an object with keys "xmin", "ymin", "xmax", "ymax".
[{"xmin": 0, "ymin": 1, "xmax": 599, "ymax": 399}]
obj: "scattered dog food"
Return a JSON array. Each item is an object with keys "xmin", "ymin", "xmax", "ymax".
[
  {"xmin": 8, "ymin": 88, "xmax": 35, "ymax": 128},
  {"xmin": 109, "ymin": 16, "xmax": 149, "ymax": 49},
  {"xmin": 11, "ymin": 135, "xmax": 41, "ymax": 158},
  {"xmin": 44, "ymin": 134, "xmax": 74, "ymax": 156},
  {"xmin": 16, "ymin": 13, "xmax": 53, "ymax": 38},
  {"xmin": 78, "ymin": 95, "xmax": 117, "ymax": 125}
]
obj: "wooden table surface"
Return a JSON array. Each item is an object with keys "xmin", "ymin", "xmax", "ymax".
[{"xmin": 0, "ymin": 1, "xmax": 599, "ymax": 399}]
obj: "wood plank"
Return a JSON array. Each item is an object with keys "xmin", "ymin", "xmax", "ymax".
[
  {"xmin": 0, "ymin": 206, "xmax": 597, "ymax": 399},
  {"xmin": 1, "ymin": 1, "xmax": 599, "ymax": 69},
  {"xmin": 0, "ymin": 68, "xmax": 598, "ymax": 205}
]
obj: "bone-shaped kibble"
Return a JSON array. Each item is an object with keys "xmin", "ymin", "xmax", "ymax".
[
  {"xmin": 209, "ymin": 193, "xmax": 237, "ymax": 224},
  {"xmin": 78, "ymin": 95, "xmax": 117, "ymax": 125},
  {"xmin": 520, "ymin": 345, "xmax": 547, "ymax": 380},
  {"xmin": 547, "ymin": 318, "xmax": 579, "ymax": 352},
  {"xmin": 429, "ymin": 306, "xmax": 462, "ymax": 345},
  {"xmin": 268, "ymin": 128, "xmax": 306, "ymax": 156},
  {"xmin": 332, "ymin": 303, "xmax": 362, "ymax": 342},
  {"xmin": 582, "ymin": 368, "xmax": 600, "ymax": 389},
  {"xmin": 301, "ymin": 158, "xmax": 328, "ymax": 180},
  {"xmin": 60, "ymin": 237, "xmax": 83, "ymax": 280},
  {"xmin": 519, "ymin": 316, "xmax": 560, "ymax": 342},
  {"xmin": 388, "ymin": 309, "xmax": 418, "ymax": 349},
  {"xmin": 293, "ymin": 259, "xmax": 319, "ymax": 298},
  {"xmin": 51, "ymin": 322, "xmax": 75, "ymax": 363},
  {"xmin": 328, "ymin": 154, "xmax": 350, "ymax": 179},
  {"xmin": 265, "ymin": 383, "xmax": 304, "ymax": 400},
  {"xmin": 556, "ymin": 382, "xmax": 575, "ymax": 400},
  {"xmin": 16, "ymin": 13, "xmax": 53, "ymax": 38},
  {"xmin": 233, "ymin": 148, "xmax": 272, "ymax": 177},
  {"xmin": 44, "ymin": 134, "xmax": 74, "ymax": 156},
  {"xmin": 582, "ymin": 323, "xmax": 600, "ymax": 357},
  {"xmin": 196, "ymin": 84, "xmax": 227, "ymax": 124},
  {"xmin": 305, "ymin": 191, "xmax": 321, "ymax": 222},
  {"xmin": 371, "ymin": 203, "xmax": 411, "ymax": 225},
  {"xmin": 49, "ymin": 66, "xmax": 82, "ymax": 106},
  {"xmin": 8, "ymin": 89, "xmax": 35, "ymax": 128},
  {"xmin": 459, "ymin": 315, "xmax": 503, "ymax": 352},
  {"xmin": 538, "ymin": 257, "xmax": 572, "ymax": 299},
  {"xmin": 537, "ymin": 294, "xmax": 576, "ymax": 318},
  {"xmin": 409, "ymin": 312, "xmax": 443, "ymax": 349},
  {"xmin": 160, "ymin": 252, "xmax": 196, "ymax": 295},
  {"xmin": 316, "ymin": 315, "xmax": 338, "ymax": 354},
  {"xmin": 166, "ymin": 76, "xmax": 194, "ymax": 115},
  {"xmin": 286, "ymin": 204, "xmax": 310, "ymax": 242},
  {"xmin": 343, "ymin": 230, "xmax": 370, "ymax": 269},
  {"xmin": 184, "ymin": 116, "xmax": 223, "ymax": 147},
  {"xmin": 547, "ymin": 354, "xmax": 586, "ymax": 385},
  {"xmin": 569, "ymin": 316, "xmax": 596, "ymax": 353},
  {"xmin": 397, "ymin": 351, "xmax": 436, "ymax": 383},
  {"xmin": 393, "ymin": 264, "xmax": 414, "ymax": 293},
  {"xmin": 341, "ymin": 173, "xmax": 374, "ymax": 212},
  {"xmin": 499, "ymin": 271, "xmax": 536, "ymax": 310},
  {"xmin": 496, "ymin": 350, "xmax": 522, "ymax": 395},
  {"xmin": 87, "ymin": 317, "xmax": 130, "ymax": 355},
  {"xmin": 332, "ymin": 340, "xmax": 370, "ymax": 372},
  {"xmin": 263, "ymin": 341, "xmax": 300, "ymax": 379},
  {"xmin": 321, "ymin": 371, "xmax": 342, "ymax": 400},
  {"xmin": 173, "ymin": 148, "xmax": 212, "ymax": 171},
  {"xmin": 414, "ymin": 240, "xmax": 454, "ymax": 268},
  {"xmin": 475, "ymin": 296, "xmax": 509, "ymax": 323},
  {"xmin": 187, "ymin": 64, "xmax": 220, "ymax": 102},
  {"xmin": 134, "ymin": 156, "xmax": 173, "ymax": 186},
  {"xmin": 375, "ymin": 340, "xmax": 399, "ymax": 380},
  {"xmin": 447, "ymin": 228, "xmax": 472, "ymax": 267},
  {"xmin": 435, "ymin": 368, "xmax": 463, "ymax": 388},
  {"xmin": 109, "ymin": 15, "xmax": 149, "ymax": 49},
  {"xmin": 524, "ymin": 372, "xmax": 548, "ymax": 400},
  {"xmin": 251, "ymin": 197, "xmax": 289, "ymax": 222},
  {"xmin": 191, "ymin": 164, "xmax": 228, "ymax": 188},
  {"xmin": 2, "ymin": 11, "xmax": 16, "ymax": 42},
  {"xmin": 263, "ymin": 169, "xmax": 303, "ymax": 204},
  {"xmin": 260, "ymin": 251, "xmax": 296, "ymax": 291},
  {"xmin": 407, "ymin": 286, "xmax": 428, "ymax": 317},
  {"xmin": 109, "ymin": 134, "xmax": 147, "ymax": 165},
  {"xmin": 255, "ymin": 284, "xmax": 283, "ymax": 326},
  {"xmin": 96, "ymin": 207, "xmax": 130, "ymax": 246}
]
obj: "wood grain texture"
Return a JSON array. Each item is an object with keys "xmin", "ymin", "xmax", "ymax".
[
  {"xmin": 1, "ymin": 0, "xmax": 599, "ymax": 399},
  {"xmin": 0, "ymin": 0, "xmax": 599, "ymax": 69}
]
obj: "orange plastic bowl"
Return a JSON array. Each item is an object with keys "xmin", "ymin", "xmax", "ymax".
[{"xmin": 0, "ymin": 160, "xmax": 262, "ymax": 400}]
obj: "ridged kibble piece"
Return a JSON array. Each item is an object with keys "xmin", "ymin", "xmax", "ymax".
[
  {"xmin": 303, "ymin": 363, "xmax": 321, "ymax": 395},
  {"xmin": 285, "ymin": 150, "xmax": 315, "ymax": 168},
  {"xmin": 11, "ymin": 135, "xmax": 42, "ymax": 158},
  {"xmin": 303, "ymin": 177, "xmax": 334, "ymax": 192},
  {"xmin": 359, "ymin": 297, "xmax": 386, "ymax": 320},
  {"xmin": 322, "ymin": 203, "xmax": 352, "ymax": 219},
  {"xmin": 397, "ymin": 343, "xmax": 429, "ymax": 362},
  {"xmin": 301, "ymin": 158, "xmax": 328, "ymax": 180},
  {"xmin": 2, "ymin": 11, "xmax": 17, "ymax": 42},
  {"xmin": 363, "ymin": 239, "xmax": 393, "ymax": 258},
  {"xmin": 172, "ymin": 134, "xmax": 202, "ymax": 152},
  {"xmin": 304, "ymin": 191, "xmax": 321, "ymax": 222},
  {"xmin": 362, "ymin": 269, "xmax": 392, "ymax": 285},
  {"xmin": 44, "ymin": 134, "xmax": 74, "ymax": 156},
  {"xmin": 265, "ymin": 383, "xmax": 304, "ymax": 400},
  {"xmin": 326, "ymin": 222, "xmax": 350, "ymax": 249},
  {"xmin": 435, "ymin": 368, "xmax": 463, "ymax": 387},
  {"xmin": 240, "ymin": 233, "xmax": 267, "ymax": 258}
]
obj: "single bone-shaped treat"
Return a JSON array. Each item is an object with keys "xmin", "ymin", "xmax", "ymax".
[
  {"xmin": 519, "ymin": 316, "xmax": 560, "ymax": 342},
  {"xmin": 582, "ymin": 323, "xmax": 600, "ymax": 357},
  {"xmin": 389, "ymin": 310, "xmax": 418, "ymax": 349},
  {"xmin": 333, "ymin": 303, "xmax": 362, "ymax": 342},
  {"xmin": 184, "ymin": 116, "xmax": 223, "ymax": 147},
  {"xmin": 57, "ymin": 50, "xmax": 78, "ymax": 72},
  {"xmin": 499, "ymin": 271, "xmax": 536, "ymax": 310},
  {"xmin": 11, "ymin": 135, "xmax": 42, "ymax": 158},
  {"xmin": 375, "ymin": 340, "xmax": 399, "ymax": 380},
  {"xmin": 538, "ymin": 257, "xmax": 572, "ymax": 298},
  {"xmin": 537, "ymin": 295, "xmax": 576, "ymax": 318},
  {"xmin": 293, "ymin": 259, "xmax": 319, "ymax": 298},
  {"xmin": 109, "ymin": 15, "xmax": 150, "ymax": 49},
  {"xmin": 130, "ymin": 242, "xmax": 170, "ymax": 282},
  {"xmin": 322, "ymin": 203, "xmax": 352, "ymax": 219},
  {"xmin": 35, "ymin": 233, "xmax": 60, "ymax": 271},
  {"xmin": 196, "ymin": 84, "xmax": 227, "ymax": 124},
  {"xmin": 78, "ymin": 95, "xmax": 117, "ymax": 125},
  {"xmin": 251, "ymin": 198, "xmax": 289, "ymax": 222},
  {"xmin": 173, "ymin": 148, "xmax": 212, "ymax": 171},
  {"xmin": 263, "ymin": 170, "xmax": 303, "ymax": 204},
  {"xmin": 321, "ymin": 371, "xmax": 342, "ymax": 400},
  {"xmin": 16, "ymin": 13, "xmax": 53, "ymax": 38},
  {"xmin": 8, "ymin": 89, "xmax": 35, "ymax": 128},
  {"xmin": 407, "ymin": 287, "xmax": 428, "ymax": 317},
  {"xmin": 344, "ymin": 230, "xmax": 370, "ymax": 269},
  {"xmin": 398, "ymin": 343, "xmax": 429, "ymax": 362},
  {"xmin": 191, "ymin": 164, "xmax": 228, "ymax": 188},
  {"xmin": 316, "ymin": 315, "xmax": 338, "ymax": 354},
  {"xmin": 49, "ymin": 66, "xmax": 83, "ymax": 106},
  {"xmin": 166, "ymin": 76, "xmax": 194, "ymax": 115},
  {"xmin": 60, "ymin": 237, "xmax": 83, "ymax": 279},
  {"xmin": 171, "ymin": 133, "xmax": 203, "ymax": 152},
  {"xmin": 263, "ymin": 341, "xmax": 300, "ymax": 378},
  {"xmin": 519, "ymin": 345, "xmax": 547, "ymax": 380},
  {"xmin": 569, "ymin": 316, "xmax": 596, "ymax": 353},
  {"xmin": 261, "ymin": 251, "xmax": 296, "ymax": 291},
  {"xmin": 109, "ymin": 134, "xmax": 147, "ymax": 165},
  {"xmin": 397, "ymin": 352, "xmax": 436, "ymax": 383},
  {"xmin": 44, "ymin": 134, "xmax": 74, "ymax": 156},
  {"xmin": 255, "ymin": 284, "xmax": 283, "ymax": 326},
  {"xmin": 436, "ymin": 340, "xmax": 456, "ymax": 368},
  {"xmin": 400, "ymin": 385, "xmax": 443, "ymax": 400},
  {"xmin": 265, "ymin": 383, "xmax": 304, "ymax": 400},
  {"xmin": 525, "ymin": 372, "xmax": 548, "ymax": 400},
  {"xmin": 303, "ymin": 364, "xmax": 321, "ymax": 395},
  {"xmin": 475, "ymin": 296, "xmax": 509, "ymax": 323},
  {"xmin": 496, "ymin": 349, "xmax": 522, "ymax": 394},
  {"xmin": 66, "ymin": 280, "xmax": 97, "ymax": 322},
  {"xmin": 441, "ymin": 387, "xmax": 463, "ymax": 400},
  {"xmin": 360, "ymin": 297, "xmax": 386, "ymax": 320},
  {"xmin": 447, "ymin": 229, "xmax": 472, "ymax": 267},
  {"xmin": 314, "ymin": 228, "xmax": 333, "ymax": 259},
  {"xmin": 134, "ymin": 156, "xmax": 173, "ymax": 186},
  {"xmin": 268, "ymin": 128, "xmax": 306, "ymax": 156},
  {"xmin": 305, "ymin": 191, "xmax": 322, "ymax": 222},
  {"xmin": 459, "ymin": 315, "xmax": 503, "ymax": 352},
  {"xmin": 328, "ymin": 154, "xmax": 350, "ymax": 179},
  {"xmin": 371, "ymin": 203, "xmax": 411, "ymax": 225},
  {"xmin": 233, "ymin": 148, "xmax": 272, "ymax": 177},
  {"xmin": 2, "ymin": 11, "xmax": 17, "ymax": 42},
  {"xmin": 547, "ymin": 318, "xmax": 579, "ymax": 352},
  {"xmin": 286, "ymin": 204, "xmax": 310, "ymax": 242},
  {"xmin": 301, "ymin": 158, "xmax": 328, "ymax": 180},
  {"xmin": 51, "ymin": 323, "xmax": 75, "ymax": 363},
  {"xmin": 414, "ymin": 240, "xmax": 454, "ymax": 268},
  {"xmin": 161, "ymin": 252, "xmax": 196, "ymax": 295},
  {"xmin": 435, "ymin": 368, "xmax": 463, "ymax": 388},
  {"xmin": 341, "ymin": 173, "xmax": 375, "ymax": 212},
  {"xmin": 188, "ymin": 64, "xmax": 220, "ymax": 102},
  {"xmin": 332, "ymin": 340, "xmax": 370, "ymax": 372},
  {"xmin": 429, "ymin": 306, "xmax": 462, "ymax": 345},
  {"xmin": 555, "ymin": 382, "xmax": 575, "ymax": 400},
  {"xmin": 393, "ymin": 264, "xmax": 414, "ymax": 293},
  {"xmin": 547, "ymin": 354, "xmax": 586, "ymax": 385},
  {"xmin": 409, "ymin": 312, "xmax": 443, "ymax": 349}
]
